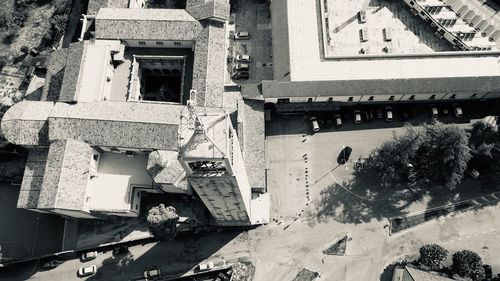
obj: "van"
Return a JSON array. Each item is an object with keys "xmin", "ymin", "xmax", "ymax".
[
  {"xmin": 360, "ymin": 28, "xmax": 369, "ymax": 42},
  {"xmin": 383, "ymin": 28, "xmax": 392, "ymax": 41},
  {"xmin": 310, "ymin": 116, "xmax": 320, "ymax": 132},
  {"xmin": 358, "ymin": 10, "xmax": 367, "ymax": 23}
]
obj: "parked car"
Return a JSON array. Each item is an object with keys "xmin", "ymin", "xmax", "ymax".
[
  {"xmin": 234, "ymin": 31, "xmax": 250, "ymax": 39},
  {"xmin": 234, "ymin": 63, "xmax": 249, "ymax": 71},
  {"xmin": 78, "ymin": 265, "xmax": 96, "ymax": 277},
  {"xmin": 453, "ymin": 103, "xmax": 463, "ymax": 118},
  {"xmin": 354, "ymin": 110, "xmax": 362, "ymax": 124},
  {"xmin": 430, "ymin": 105, "xmax": 438, "ymax": 118},
  {"xmin": 232, "ymin": 71, "xmax": 249, "ymax": 80},
  {"xmin": 81, "ymin": 251, "xmax": 97, "ymax": 261},
  {"xmin": 334, "ymin": 114, "xmax": 342, "ymax": 127},
  {"xmin": 337, "ymin": 146, "xmax": 353, "ymax": 165},
  {"xmin": 385, "ymin": 106, "xmax": 393, "ymax": 122},
  {"xmin": 144, "ymin": 266, "xmax": 161, "ymax": 279},
  {"xmin": 235, "ymin": 54, "xmax": 251, "ymax": 62},
  {"xmin": 42, "ymin": 259, "xmax": 62, "ymax": 270},
  {"xmin": 195, "ymin": 261, "xmax": 214, "ymax": 273},
  {"xmin": 466, "ymin": 168, "xmax": 480, "ymax": 179},
  {"xmin": 376, "ymin": 108, "xmax": 383, "ymax": 119},
  {"xmin": 310, "ymin": 116, "xmax": 320, "ymax": 132},
  {"xmin": 483, "ymin": 264, "xmax": 493, "ymax": 280}
]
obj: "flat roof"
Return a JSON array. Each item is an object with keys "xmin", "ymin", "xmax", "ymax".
[{"xmin": 274, "ymin": 0, "xmax": 500, "ymax": 82}]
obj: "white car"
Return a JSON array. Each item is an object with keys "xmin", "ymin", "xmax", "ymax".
[
  {"xmin": 354, "ymin": 110, "xmax": 362, "ymax": 124},
  {"xmin": 235, "ymin": 54, "xmax": 251, "ymax": 62},
  {"xmin": 234, "ymin": 31, "xmax": 250, "ymax": 39},
  {"xmin": 385, "ymin": 106, "xmax": 393, "ymax": 122},
  {"xmin": 144, "ymin": 267, "xmax": 161, "ymax": 279},
  {"xmin": 310, "ymin": 116, "xmax": 320, "ymax": 132},
  {"xmin": 195, "ymin": 261, "xmax": 214, "ymax": 273},
  {"xmin": 453, "ymin": 103, "xmax": 463, "ymax": 118},
  {"xmin": 81, "ymin": 251, "xmax": 97, "ymax": 261},
  {"xmin": 78, "ymin": 265, "xmax": 96, "ymax": 277}
]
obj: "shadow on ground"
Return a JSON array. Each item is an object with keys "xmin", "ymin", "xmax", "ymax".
[
  {"xmin": 87, "ymin": 230, "xmax": 243, "ymax": 281},
  {"xmin": 309, "ymin": 165, "xmax": 500, "ymax": 225}
]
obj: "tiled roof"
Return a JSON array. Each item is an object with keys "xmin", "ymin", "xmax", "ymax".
[
  {"xmin": 262, "ymin": 75, "xmax": 500, "ymax": 98},
  {"xmin": 1, "ymin": 101, "xmax": 54, "ymax": 146},
  {"xmin": 192, "ymin": 21, "xmax": 226, "ymax": 107},
  {"xmin": 95, "ymin": 8, "xmax": 202, "ymax": 41},
  {"xmin": 41, "ymin": 48, "xmax": 68, "ymax": 102},
  {"xmin": 147, "ymin": 150, "xmax": 186, "ymax": 188},
  {"xmin": 241, "ymin": 99, "xmax": 265, "ymax": 189},
  {"xmin": 59, "ymin": 42, "xmax": 85, "ymax": 103},
  {"xmin": 41, "ymin": 42, "xmax": 86, "ymax": 102},
  {"xmin": 48, "ymin": 102, "xmax": 183, "ymax": 150},
  {"xmin": 186, "ymin": 0, "xmax": 230, "ymax": 21},
  {"xmin": 87, "ymin": 0, "xmax": 109, "ymax": 14},
  {"xmin": 404, "ymin": 266, "xmax": 454, "ymax": 281},
  {"xmin": 37, "ymin": 139, "xmax": 92, "ymax": 211},
  {"xmin": 17, "ymin": 148, "xmax": 49, "ymax": 209}
]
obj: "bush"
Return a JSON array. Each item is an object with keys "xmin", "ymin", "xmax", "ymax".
[
  {"xmin": 452, "ymin": 250, "xmax": 485, "ymax": 281},
  {"xmin": 146, "ymin": 204, "xmax": 179, "ymax": 240},
  {"xmin": 418, "ymin": 244, "xmax": 448, "ymax": 271},
  {"xmin": 3, "ymin": 31, "xmax": 18, "ymax": 45}
]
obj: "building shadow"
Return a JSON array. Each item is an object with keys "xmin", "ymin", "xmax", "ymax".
[{"xmin": 86, "ymin": 230, "xmax": 243, "ymax": 281}]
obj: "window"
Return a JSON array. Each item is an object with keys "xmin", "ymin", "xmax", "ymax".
[
  {"xmin": 138, "ymin": 41, "xmax": 146, "ymax": 45},
  {"xmin": 348, "ymin": 97, "xmax": 354, "ymax": 102},
  {"xmin": 450, "ymin": 94, "xmax": 456, "ymax": 99},
  {"xmin": 429, "ymin": 95, "xmax": 435, "ymax": 100},
  {"xmin": 328, "ymin": 97, "xmax": 333, "ymax": 102},
  {"xmin": 470, "ymin": 93, "xmax": 477, "ymax": 98},
  {"xmin": 389, "ymin": 96, "xmax": 394, "ymax": 101},
  {"xmin": 368, "ymin": 96, "xmax": 374, "ymax": 101},
  {"xmin": 307, "ymin": 98, "xmax": 313, "ymax": 102},
  {"xmin": 156, "ymin": 41, "xmax": 164, "ymax": 46},
  {"xmin": 93, "ymin": 154, "xmax": 99, "ymax": 161},
  {"xmin": 174, "ymin": 41, "xmax": 182, "ymax": 46},
  {"xmin": 277, "ymin": 98, "xmax": 290, "ymax": 103},
  {"xmin": 410, "ymin": 0, "xmax": 414, "ymax": 5},
  {"xmin": 409, "ymin": 95, "xmax": 415, "ymax": 100}
]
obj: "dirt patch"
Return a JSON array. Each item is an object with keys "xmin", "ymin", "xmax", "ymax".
[
  {"xmin": 231, "ymin": 259, "xmax": 255, "ymax": 281},
  {"xmin": 291, "ymin": 268, "xmax": 321, "ymax": 281},
  {"xmin": 323, "ymin": 234, "xmax": 348, "ymax": 255}
]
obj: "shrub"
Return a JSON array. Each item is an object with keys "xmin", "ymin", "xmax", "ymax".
[
  {"xmin": 146, "ymin": 204, "xmax": 179, "ymax": 240},
  {"xmin": 418, "ymin": 244, "xmax": 448, "ymax": 271},
  {"xmin": 452, "ymin": 250, "xmax": 485, "ymax": 281}
]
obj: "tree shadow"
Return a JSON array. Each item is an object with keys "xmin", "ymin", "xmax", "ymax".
[{"xmin": 311, "ymin": 170, "xmax": 420, "ymax": 225}]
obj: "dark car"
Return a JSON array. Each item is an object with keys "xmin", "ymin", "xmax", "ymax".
[
  {"xmin": 483, "ymin": 264, "xmax": 492, "ymax": 280},
  {"xmin": 232, "ymin": 71, "xmax": 249, "ymax": 80},
  {"xmin": 42, "ymin": 259, "xmax": 62, "ymax": 270},
  {"xmin": 337, "ymin": 146, "xmax": 353, "ymax": 165},
  {"xmin": 112, "ymin": 246, "xmax": 129, "ymax": 255}
]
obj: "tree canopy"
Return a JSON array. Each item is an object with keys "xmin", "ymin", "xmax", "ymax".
[
  {"xmin": 452, "ymin": 250, "xmax": 485, "ymax": 281},
  {"xmin": 146, "ymin": 204, "xmax": 179, "ymax": 240},
  {"xmin": 364, "ymin": 121, "xmax": 471, "ymax": 190},
  {"xmin": 418, "ymin": 244, "xmax": 448, "ymax": 271}
]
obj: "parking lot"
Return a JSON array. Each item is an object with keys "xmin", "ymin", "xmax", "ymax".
[
  {"xmin": 324, "ymin": 0, "xmax": 454, "ymax": 55},
  {"xmin": 266, "ymin": 100, "xmax": 500, "ymax": 220},
  {"xmin": 229, "ymin": 0, "xmax": 273, "ymax": 83}
]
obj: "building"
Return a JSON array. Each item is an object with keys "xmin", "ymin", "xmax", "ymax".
[
  {"xmin": 264, "ymin": 0, "xmax": 500, "ymax": 113},
  {"xmin": 392, "ymin": 265, "xmax": 454, "ymax": 281},
  {"xmin": 0, "ymin": 0, "xmax": 269, "ymax": 226}
]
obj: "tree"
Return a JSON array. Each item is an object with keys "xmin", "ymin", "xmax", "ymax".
[
  {"xmin": 146, "ymin": 204, "xmax": 179, "ymax": 240},
  {"xmin": 415, "ymin": 122, "xmax": 471, "ymax": 189},
  {"xmin": 418, "ymin": 244, "xmax": 448, "ymax": 271},
  {"xmin": 452, "ymin": 250, "xmax": 485, "ymax": 281},
  {"xmin": 363, "ymin": 125, "xmax": 420, "ymax": 188}
]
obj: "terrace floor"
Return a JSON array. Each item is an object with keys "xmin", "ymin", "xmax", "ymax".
[{"xmin": 324, "ymin": 0, "xmax": 454, "ymax": 55}]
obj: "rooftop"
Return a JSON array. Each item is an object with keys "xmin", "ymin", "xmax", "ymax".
[
  {"xmin": 147, "ymin": 150, "xmax": 186, "ymax": 188},
  {"xmin": 270, "ymin": 0, "xmax": 500, "ymax": 83},
  {"xmin": 48, "ymin": 101, "xmax": 184, "ymax": 151},
  {"xmin": 37, "ymin": 139, "xmax": 92, "ymax": 211},
  {"xmin": 95, "ymin": 8, "xmax": 203, "ymax": 41},
  {"xmin": 17, "ymin": 148, "xmax": 48, "ymax": 209},
  {"xmin": 240, "ymin": 99, "xmax": 266, "ymax": 189}
]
